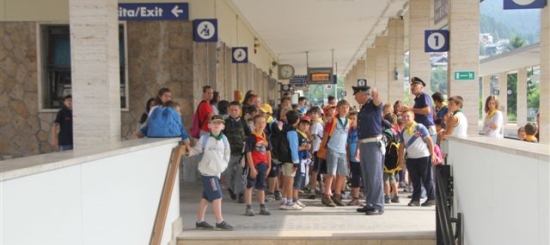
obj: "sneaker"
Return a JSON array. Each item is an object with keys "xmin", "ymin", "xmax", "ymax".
[
  {"xmin": 215, "ymin": 221, "xmax": 234, "ymax": 231},
  {"xmin": 332, "ymin": 195, "xmax": 345, "ymax": 206},
  {"xmin": 321, "ymin": 196, "xmax": 336, "ymax": 207},
  {"xmin": 279, "ymin": 203, "xmax": 288, "ymax": 210},
  {"xmin": 237, "ymin": 194, "xmax": 245, "ymax": 203},
  {"xmin": 274, "ymin": 191, "xmax": 282, "ymax": 200},
  {"xmin": 347, "ymin": 198, "xmax": 360, "ymax": 206},
  {"xmin": 296, "ymin": 200, "xmax": 306, "ymax": 208},
  {"xmin": 265, "ymin": 194, "xmax": 275, "ymax": 202},
  {"xmin": 227, "ymin": 189, "xmax": 237, "ymax": 200},
  {"xmin": 408, "ymin": 200, "xmax": 420, "ymax": 206},
  {"xmin": 307, "ymin": 194, "xmax": 316, "ymax": 199},
  {"xmin": 245, "ymin": 207, "xmax": 255, "ymax": 216},
  {"xmin": 384, "ymin": 195, "xmax": 391, "ymax": 204},
  {"xmin": 195, "ymin": 221, "xmax": 214, "ymax": 230},
  {"xmin": 391, "ymin": 196, "xmax": 400, "ymax": 203},
  {"xmin": 287, "ymin": 203, "xmax": 303, "ymax": 210},
  {"xmin": 421, "ymin": 199, "xmax": 436, "ymax": 207},
  {"xmin": 259, "ymin": 206, "xmax": 271, "ymax": 215}
]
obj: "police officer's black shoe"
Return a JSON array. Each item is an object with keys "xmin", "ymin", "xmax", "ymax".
[
  {"xmin": 356, "ymin": 206, "xmax": 375, "ymax": 213},
  {"xmin": 365, "ymin": 209, "xmax": 384, "ymax": 215}
]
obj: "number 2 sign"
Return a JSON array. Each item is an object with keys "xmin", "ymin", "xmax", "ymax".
[{"xmin": 425, "ymin": 30, "xmax": 449, "ymax": 52}]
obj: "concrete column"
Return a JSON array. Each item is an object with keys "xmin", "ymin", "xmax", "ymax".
[
  {"xmin": 408, "ymin": 0, "xmax": 431, "ymax": 92},
  {"xmin": 517, "ymin": 68, "xmax": 528, "ymax": 127},
  {"xmin": 355, "ymin": 59, "xmax": 366, "ymax": 82},
  {"xmin": 540, "ymin": 5, "xmax": 550, "ymax": 144},
  {"xmin": 388, "ymin": 18, "xmax": 405, "ymax": 105},
  {"xmin": 447, "ymin": 0, "xmax": 480, "ymax": 135},
  {"xmin": 366, "ymin": 48, "xmax": 376, "ymax": 87},
  {"xmin": 482, "ymin": 75, "xmax": 492, "ymax": 103},
  {"xmin": 375, "ymin": 36, "xmax": 389, "ymax": 101},
  {"xmin": 69, "ymin": 0, "xmax": 121, "ymax": 149},
  {"xmin": 498, "ymin": 72, "xmax": 508, "ymax": 125}
]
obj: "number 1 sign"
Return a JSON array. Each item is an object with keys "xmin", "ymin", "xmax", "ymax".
[{"xmin": 425, "ymin": 30, "xmax": 449, "ymax": 52}]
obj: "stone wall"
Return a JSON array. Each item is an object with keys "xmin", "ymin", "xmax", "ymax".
[
  {"xmin": 125, "ymin": 21, "xmax": 194, "ymax": 135},
  {"xmin": 0, "ymin": 22, "xmax": 49, "ymax": 158},
  {"xmin": 0, "ymin": 20, "xmax": 271, "ymax": 158}
]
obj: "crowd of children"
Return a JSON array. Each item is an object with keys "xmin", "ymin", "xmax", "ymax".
[{"xmin": 140, "ymin": 85, "xmax": 540, "ymax": 231}]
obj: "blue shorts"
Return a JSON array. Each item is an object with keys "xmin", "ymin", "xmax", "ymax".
[
  {"xmin": 201, "ymin": 175, "xmax": 222, "ymax": 202},
  {"xmin": 247, "ymin": 162, "xmax": 268, "ymax": 190},
  {"xmin": 293, "ymin": 166, "xmax": 306, "ymax": 189}
]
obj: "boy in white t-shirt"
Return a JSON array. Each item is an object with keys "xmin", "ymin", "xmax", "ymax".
[{"xmin": 397, "ymin": 108, "xmax": 440, "ymax": 207}]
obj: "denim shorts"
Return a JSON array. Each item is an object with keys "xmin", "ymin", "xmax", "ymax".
[{"xmin": 247, "ymin": 162, "xmax": 268, "ymax": 190}]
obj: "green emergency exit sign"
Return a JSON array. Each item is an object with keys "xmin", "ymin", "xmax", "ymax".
[{"xmin": 454, "ymin": 71, "xmax": 475, "ymax": 81}]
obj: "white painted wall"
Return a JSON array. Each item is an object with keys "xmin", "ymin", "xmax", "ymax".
[
  {"xmin": 1, "ymin": 139, "xmax": 180, "ymax": 245},
  {"xmin": 446, "ymin": 137, "xmax": 550, "ymax": 245}
]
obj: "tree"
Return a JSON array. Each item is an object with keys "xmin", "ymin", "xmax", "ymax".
[{"xmin": 507, "ymin": 35, "xmax": 528, "ymax": 50}]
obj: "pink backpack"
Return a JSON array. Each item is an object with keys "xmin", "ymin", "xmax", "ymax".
[{"xmin": 433, "ymin": 144, "xmax": 444, "ymax": 165}]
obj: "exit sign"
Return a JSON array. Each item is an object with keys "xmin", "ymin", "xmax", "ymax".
[{"xmin": 454, "ymin": 71, "xmax": 475, "ymax": 81}]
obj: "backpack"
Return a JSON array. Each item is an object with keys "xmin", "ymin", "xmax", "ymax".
[
  {"xmin": 383, "ymin": 127, "xmax": 401, "ymax": 173},
  {"xmin": 271, "ymin": 125, "xmax": 293, "ymax": 165},
  {"xmin": 190, "ymin": 101, "xmax": 208, "ymax": 139},
  {"xmin": 316, "ymin": 118, "xmax": 343, "ymax": 160},
  {"xmin": 200, "ymin": 133, "xmax": 229, "ymax": 150},
  {"xmin": 144, "ymin": 106, "xmax": 183, "ymax": 138}
]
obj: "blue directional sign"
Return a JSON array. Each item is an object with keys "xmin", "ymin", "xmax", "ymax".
[
  {"xmin": 118, "ymin": 3, "xmax": 189, "ymax": 21},
  {"xmin": 504, "ymin": 0, "xmax": 547, "ymax": 9},
  {"xmin": 232, "ymin": 47, "xmax": 248, "ymax": 63},
  {"xmin": 425, "ymin": 30, "xmax": 449, "ymax": 52},
  {"xmin": 193, "ymin": 19, "xmax": 218, "ymax": 42},
  {"xmin": 289, "ymin": 75, "xmax": 307, "ymax": 86}
]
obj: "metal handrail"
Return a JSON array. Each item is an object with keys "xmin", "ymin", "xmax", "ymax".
[{"xmin": 435, "ymin": 164, "xmax": 463, "ymax": 245}]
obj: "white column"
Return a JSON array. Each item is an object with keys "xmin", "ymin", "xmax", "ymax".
[
  {"xmin": 375, "ymin": 36, "xmax": 389, "ymax": 101},
  {"xmin": 408, "ymin": 0, "xmax": 432, "ymax": 91},
  {"xmin": 540, "ymin": 5, "xmax": 549, "ymax": 144},
  {"xmin": 366, "ymin": 48, "xmax": 376, "ymax": 87},
  {"xmin": 447, "ymin": 0, "xmax": 480, "ymax": 135},
  {"xmin": 482, "ymin": 75, "xmax": 491, "ymax": 103},
  {"xmin": 69, "ymin": 0, "xmax": 121, "ymax": 149},
  {"xmin": 517, "ymin": 68, "xmax": 528, "ymax": 127},
  {"xmin": 388, "ymin": 18, "xmax": 405, "ymax": 105},
  {"xmin": 498, "ymin": 72, "xmax": 508, "ymax": 125}
]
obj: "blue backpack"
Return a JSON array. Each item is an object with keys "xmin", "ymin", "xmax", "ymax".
[{"xmin": 143, "ymin": 106, "xmax": 184, "ymax": 138}]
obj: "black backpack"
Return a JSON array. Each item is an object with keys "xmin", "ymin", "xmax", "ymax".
[
  {"xmin": 271, "ymin": 123, "xmax": 292, "ymax": 164},
  {"xmin": 383, "ymin": 127, "xmax": 401, "ymax": 173}
]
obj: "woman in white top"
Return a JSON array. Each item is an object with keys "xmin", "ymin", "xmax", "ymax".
[
  {"xmin": 444, "ymin": 96, "xmax": 468, "ymax": 138},
  {"xmin": 482, "ymin": 95, "xmax": 504, "ymax": 138}
]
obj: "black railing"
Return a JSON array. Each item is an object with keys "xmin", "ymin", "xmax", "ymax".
[{"xmin": 435, "ymin": 164, "xmax": 463, "ymax": 245}]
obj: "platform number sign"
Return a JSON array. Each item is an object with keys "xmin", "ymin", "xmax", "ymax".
[
  {"xmin": 425, "ymin": 30, "xmax": 449, "ymax": 52},
  {"xmin": 232, "ymin": 47, "xmax": 248, "ymax": 63},
  {"xmin": 193, "ymin": 19, "xmax": 218, "ymax": 42},
  {"xmin": 503, "ymin": 0, "xmax": 547, "ymax": 9}
]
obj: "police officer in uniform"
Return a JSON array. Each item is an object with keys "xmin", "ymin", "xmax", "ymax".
[{"xmin": 353, "ymin": 84, "xmax": 385, "ymax": 215}]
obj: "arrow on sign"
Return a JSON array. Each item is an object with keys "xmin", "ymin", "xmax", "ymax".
[{"xmin": 172, "ymin": 5, "xmax": 183, "ymax": 17}]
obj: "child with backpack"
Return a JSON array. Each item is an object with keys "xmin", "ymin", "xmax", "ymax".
[
  {"xmin": 382, "ymin": 113, "xmax": 401, "ymax": 204},
  {"xmin": 279, "ymin": 110, "xmax": 303, "ymax": 210},
  {"xmin": 223, "ymin": 101, "xmax": 251, "ymax": 203},
  {"xmin": 187, "ymin": 115, "xmax": 233, "ymax": 230},
  {"xmin": 307, "ymin": 106, "xmax": 324, "ymax": 199},
  {"xmin": 397, "ymin": 107, "xmax": 439, "ymax": 207},
  {"xmin": 292, "ymin": 115, "xmax": 312, "ymax": 208},
  {"xmin": 243, "ymin": 115, "xmax": 272, "ymax": 216},
  {"xmin": 346, "ymin": 111, "xmax": 361, "ymax": 206},
  {"xmin": 137, "ymin": 100, "xmax": 190, "ymax": 149},
  {"xmin": 321, "ymin": 100, "xmax": 351, "ymax": 207}
]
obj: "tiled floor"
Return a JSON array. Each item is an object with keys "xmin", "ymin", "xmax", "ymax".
[{"xmin": 177, "ymin": 181, "xmax": 435, "ymax": 243}]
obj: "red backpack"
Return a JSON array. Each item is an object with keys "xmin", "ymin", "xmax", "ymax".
[{"xmin": 190, "ymin": 101, "xmax": 208, "ymax": 139}]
